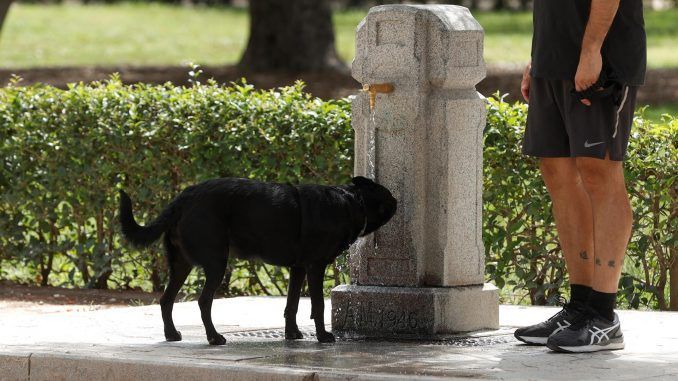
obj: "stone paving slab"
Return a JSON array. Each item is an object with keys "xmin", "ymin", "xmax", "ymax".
[{"xmin": 1, "ymin": 297, "xmax": 677, "ymax": 381}]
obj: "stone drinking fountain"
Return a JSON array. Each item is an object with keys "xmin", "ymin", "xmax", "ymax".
[{"xmin": 331, "ymin": 4, "xmax": 499, "ymax": 338}]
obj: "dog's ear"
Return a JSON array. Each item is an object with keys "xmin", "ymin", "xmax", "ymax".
[{"xmin": 351, "ymin": 176, "xmax": 374, "ymax": 187}]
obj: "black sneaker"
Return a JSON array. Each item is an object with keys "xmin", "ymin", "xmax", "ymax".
[
  {"xmin": 514, "ymin": 301, "xmax": 585, "ymax": 345},
  {"xmin": 547, "ymin": 312, "xmax": 624, "ymax": 353}
]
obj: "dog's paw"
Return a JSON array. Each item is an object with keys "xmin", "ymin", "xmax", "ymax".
[
  {"xmin": 285, "ymin": 328, "xmax": 304, "ymax": 340},
  {"xmin": 316, "ymin": 331, "xmax": 336, "ymax": 343},
  {"xmin": 165, "ymin": 330, "xmax": 182, "ymax": 342},
  {"xmin": 208, "ymin": 334, "xmax": 226, "ymax": 346}
]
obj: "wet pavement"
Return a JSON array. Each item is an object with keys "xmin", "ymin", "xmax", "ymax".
[{"xmin": 1, "ymin": 296, "xmax": 677, "ymax": 380}]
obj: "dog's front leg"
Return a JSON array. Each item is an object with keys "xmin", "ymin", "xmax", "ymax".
[
  {"xmin": 284, "ymin": 266, "xmax": 306, "ymax": 340},
  {"xmin": 307, "ymin": 264, "xmax": 335, "ymax": 343}
]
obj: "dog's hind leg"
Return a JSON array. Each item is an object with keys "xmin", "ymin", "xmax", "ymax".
[
  {"xmin": 198, "ymin": 259, "xmax": 228, "ymax": 345},
  {"xmin": 160, "ymin": 234, "xmax": 192, "ymax": 342},
  {"xmin": 284, "ymin": 266, "xmax": 306, "ymax": 340},
  {"xmin": 307, "ymin": 264, "xmax": 335, "ymax": 343}
]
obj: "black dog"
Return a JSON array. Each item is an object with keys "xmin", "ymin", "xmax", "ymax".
[{"xmin": 119, "ymin": 176, "xmax": 396, "ymax": 344}]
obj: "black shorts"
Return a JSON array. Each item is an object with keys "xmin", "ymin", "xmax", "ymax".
[{"xmin": 522, "ymin": 77, "xmax": 637, "ymax": 161}]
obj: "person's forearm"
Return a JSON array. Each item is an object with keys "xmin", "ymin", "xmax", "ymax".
[{"xmin": 581, "ymin": 0, "xmax": 620, "ymax": 54}]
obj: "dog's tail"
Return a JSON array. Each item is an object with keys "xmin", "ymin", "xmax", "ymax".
[{"xmin": 119, "ymin": 190, "xmax": 180, "ymax": 248}]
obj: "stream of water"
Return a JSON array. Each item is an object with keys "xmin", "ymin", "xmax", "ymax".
[{"xmin": 366, "ymin": 109, "xmax": 377, "ymax": 179}]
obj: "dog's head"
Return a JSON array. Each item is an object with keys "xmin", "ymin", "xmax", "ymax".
[{"xmin": 350, "ymin": 176, "xmax": 397, "ymax": 236}]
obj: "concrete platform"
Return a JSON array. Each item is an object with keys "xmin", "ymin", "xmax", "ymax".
[
  {"xmin": 332, "ymin": 284, "xmax": 499, "ymax": 336},
  {"xmin": 1, "ymin": 296, "xmax": 677, "ymax": 381}
]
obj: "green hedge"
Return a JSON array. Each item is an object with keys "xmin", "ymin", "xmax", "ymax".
[
  {"xmin": 0, "ymin": 79, "xmax": 675, "ymax": 309},
  {"xmin": 0, "ymin": 76, "xmax": 352, "ymax": 295}
]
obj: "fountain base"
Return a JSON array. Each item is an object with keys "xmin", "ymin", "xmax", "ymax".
[{"xmin": 331, "ymin": 284, "xmax": 499, "ymax": 338}]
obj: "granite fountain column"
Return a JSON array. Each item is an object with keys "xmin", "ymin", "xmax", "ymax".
[{"xmin": 331, "ymin": 4, "xmax": 499, "ymax": 337}]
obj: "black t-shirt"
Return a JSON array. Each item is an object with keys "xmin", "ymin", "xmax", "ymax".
[{"xmin": 530, "ymin": 0, "xmax": 646, "ymax": 86}]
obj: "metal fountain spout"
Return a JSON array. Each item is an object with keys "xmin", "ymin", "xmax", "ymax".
[{"xmin": 361, "ymin": 83, "xmax": 394, "ymax": 111}]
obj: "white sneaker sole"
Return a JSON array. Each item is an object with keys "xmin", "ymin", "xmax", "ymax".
[
  {"xmin": 548, "ymin": 341, "xmax": 625, "ymax": 353},
  {"xmin": 515, "ymin": 335, "xmax": 548, "ymax": 345}
]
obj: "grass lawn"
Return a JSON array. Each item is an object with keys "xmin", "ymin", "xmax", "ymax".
[
  {"xmin": 639, "ymin": 103, "xmax": 678, "ymax": 121},
  {"xmin": 0, "ymin": 3, "xmax": 250, "ymax": 68},
  {"xmin": 1, "ymin": 3, "xmax": 677, "ymax": 69}
]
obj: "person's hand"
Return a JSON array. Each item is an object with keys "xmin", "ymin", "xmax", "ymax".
[
  {"xmin": 574, "ymin": 50, "xmax": 602, "ymax": 106},
  {"xmin": 521, "ymin": 62, "xmax": 531, "ymax": 102}
]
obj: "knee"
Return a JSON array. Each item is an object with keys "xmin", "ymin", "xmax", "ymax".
[
  {"xmin": 160, "ymin": 296, "xmax": 169, "ymax": 307},
  {"xmin": 575, "ymin": 159, "xmax": 620, "ymax": 196},
  {"xmin": 159, "ymin": 293, "xmax": 173, "ymax": 307},
  {"xmin": 198, "ymin": 294, "xmax": 212, "ymax": 308},
  {"xmin": 539, "ymin": 159, "xmax": 580, "ymax": 192}
]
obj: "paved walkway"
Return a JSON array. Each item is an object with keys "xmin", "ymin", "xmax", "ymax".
[{"xmin": 1, "ymin": 296, "xmax": 677, "ymax": 380}]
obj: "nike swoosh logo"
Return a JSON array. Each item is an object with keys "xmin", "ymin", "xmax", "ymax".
[{"xmin": 584, "ymin": 141, "xmax": 604, "ymax": 148}]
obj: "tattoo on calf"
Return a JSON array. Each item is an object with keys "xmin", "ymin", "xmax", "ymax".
[
  {"xmin": 593, "ymin": 258, "xmax": 617, "ymax": 268},
  {"xmin": 579, "ymin": 250, "xmax": 588, "ymax": 260}
]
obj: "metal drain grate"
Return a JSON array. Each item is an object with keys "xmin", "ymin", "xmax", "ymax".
[
  {"xmin": 224, "ymin": 328, "xmax": 317, "ymax": 339},
  {"xmin": 223, "ymin": 328, "xmax": 513, "ymax": 347},
  {"xmin": 419, "ymin": 335, "xmax": 515, "ymax": 347}
]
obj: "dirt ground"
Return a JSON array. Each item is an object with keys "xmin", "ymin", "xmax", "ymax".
[
  {"xmin": 0, "ymin": 281, "xmax": 162, "ymax": 314},
  {"xmin": 1, "ymin": 64, "xmax": 676, "ymax": 104},
  {"xmin": 0, "ymin": 64, "xmax": 361, "ymax": 100}
]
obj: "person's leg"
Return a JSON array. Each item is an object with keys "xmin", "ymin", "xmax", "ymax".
[
  {"xmin": 546, "ymin": 155, "xmax": 630, "ymax": 352},
  {"xmin": 514, "ymin": 157, "xmax": 596, "ymax": 345},
  {"xmin": 575, "ymin": 155, "xmax": 632, "ymax": 295},
  {"xmin": 545, "ymin": 81, "xmax": 635, "ymax": 352},
  {"xmin": 516, "ymin": 77, "xmax": 594, "ymax": 345},
  {"xmin": 539, "ymin": 158, "xmax": 595, "ymax": 289}
]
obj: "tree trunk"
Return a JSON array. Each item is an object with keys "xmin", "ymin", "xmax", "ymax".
[
  {"xmin": 239, "ymin": 0, "xmax": 345, "ymax": 72},
  {"xmin": 42, "ymin": 253, "xmax": 54, "ymax": 286},
  {"xmin": 92, "ymin": 211, "xmax": 111, "ymax": 289},
  {"xmin": 670, "ymin": 250, "xmax": 678, "ymax": 311},
  {"xmin": 0, "ymin": 1, "xmax": 11, "ymax": 34},
  {"xmin": 39, "ymin": 253, "xmax": 53, "ymax": 287},
  {"xmin": 150, "ymin": 251, "xmax": 165, "ymax": 292},
  {"xmin": 94, "ymin": 270, "xmax": 112, "ymax": 290},
  {"xmin": 520, "ymin": 0, "xmax": 530, "ymax": 11},
  {"xmin": 657, "ymin": 269, "xmax": 668, "ymax": 310}
]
